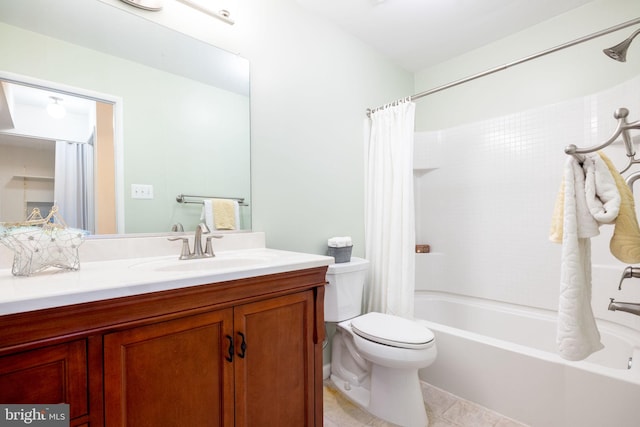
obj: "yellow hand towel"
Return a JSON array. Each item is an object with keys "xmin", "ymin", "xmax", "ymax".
[
  {"xmin": 549, "ymin": 177, "xmax": 565, "ymax": 244},
  {"xmin": 212, "ymin": 198, "xmax": 236, "ymax": 230},
  {"xmin": 599, "ymin": 152, "xmax": 640, "ymax": 263}
]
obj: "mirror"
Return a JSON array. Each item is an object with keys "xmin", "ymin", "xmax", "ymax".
[{"xmin": 0, "ymin": 0, "xmax": 251, "ymax": 234}]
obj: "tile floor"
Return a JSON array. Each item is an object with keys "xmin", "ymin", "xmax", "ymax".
[{"xmin": 323, "ymin": 380, "xmax": 529, "ymax": 427}]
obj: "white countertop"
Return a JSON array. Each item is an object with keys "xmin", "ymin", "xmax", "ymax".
[{"xmin": 0, "ymin": 247, "xmax": 333, "ymax": 316}]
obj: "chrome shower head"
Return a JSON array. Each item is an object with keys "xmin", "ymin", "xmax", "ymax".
[{"xmin": 603, "ymin": 28, "xmax": 640, "ymax": 62}]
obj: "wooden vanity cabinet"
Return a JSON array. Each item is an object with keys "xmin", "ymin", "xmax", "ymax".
[
  {"xmin": 0, "ymin": 266, "xmax": 327, "ymax": 427},
  {"xmin": 103, "ymin": 309, "xmax": 234, "ymax": 426},
  {"xmin": 0, "ymin": 340, "xmax": 89, "ymax": 423},
  {"xmin": 233, "ymin": 291, "xmax": 316, "ymax": 426}
]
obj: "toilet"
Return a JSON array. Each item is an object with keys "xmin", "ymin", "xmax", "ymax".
[{"xmin": 325, "ymin": 257, "xmax": 437, "ymax": 427}]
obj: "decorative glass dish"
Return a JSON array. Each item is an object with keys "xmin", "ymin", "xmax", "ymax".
[{"xmin": 0, "ymin": 206, "xmax": 87, "ymax": 276}]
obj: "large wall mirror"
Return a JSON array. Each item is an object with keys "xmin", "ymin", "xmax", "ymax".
[{"xmin": 0, "ymin": 0, "xmax": 251, "ymax": 235}]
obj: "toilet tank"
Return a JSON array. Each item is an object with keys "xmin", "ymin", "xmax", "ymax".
[{"xmin": 324, "ymin": 257, "xmax": 370, "ymax": 322}]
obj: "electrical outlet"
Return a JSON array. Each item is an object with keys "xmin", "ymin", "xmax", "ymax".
[{"xmin": 131, "ymin": 184, "xmax": 154, "ymax": 199}]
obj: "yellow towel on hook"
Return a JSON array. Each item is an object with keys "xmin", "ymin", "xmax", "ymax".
[
  {"xmin": 549, "ymin": 177, "xmax": 565, "ymax": 244},
  {"xmin": 212, "ymin": 198, "xmax": 236, "ymax": 230},
  {"xmin": 599, "ymin": 152, "xmax": 640, "ymax": 263}
]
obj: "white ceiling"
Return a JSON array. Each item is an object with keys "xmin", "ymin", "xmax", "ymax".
[
  {"xmin": 0, "ymin": 81, "xmax": 96, "ymax": 145},
  {"xmin": 295, "ymin": 0, "xmax": 595, "ymax": 72},
  {"xmin": 7, "ymin": 82, "xmax": 95, "ymax": 117}
]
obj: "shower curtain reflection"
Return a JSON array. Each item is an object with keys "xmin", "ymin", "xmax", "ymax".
[{"xmin": 54, "ymin": 137, "xmax": 94, "ymax": 232}]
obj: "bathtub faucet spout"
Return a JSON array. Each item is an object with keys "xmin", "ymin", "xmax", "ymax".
[
  {"xmin": 608, "ymin": 298, "xmax": 640, "ymax": 317},
  {"xmin": 618, "ymin": 266, "xmax": 640, "ymax": 290}
]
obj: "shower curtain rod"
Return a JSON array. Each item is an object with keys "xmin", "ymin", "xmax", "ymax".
[{"xmin": 366, "ymin": 16, "xmax": 640, "ymax": 117}]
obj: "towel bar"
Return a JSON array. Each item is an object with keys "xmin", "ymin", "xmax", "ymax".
[{"xmin": 176, "ymin": 194, "xmax": 248, "ymax": 206}]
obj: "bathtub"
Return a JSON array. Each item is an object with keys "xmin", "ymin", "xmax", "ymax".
[{"xmin": 415, "ymin": 291, "xmax": 640, "ymax": 427}]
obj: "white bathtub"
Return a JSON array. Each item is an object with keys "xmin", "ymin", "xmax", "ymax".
[{"xmin": 415, "ymin": 291, "xmax": 640, "ymax": 427}]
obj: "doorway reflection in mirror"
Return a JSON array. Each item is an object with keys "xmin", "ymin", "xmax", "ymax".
[{"xmin": 0, "ymin": 80, "xmax": 116, "ymax": 234}]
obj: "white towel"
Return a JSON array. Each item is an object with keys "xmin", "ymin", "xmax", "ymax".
[
  {"xmin": 583, "ymin": 154, "xmax": 620, "ymax": 224},
  {"xmin": 201, "ymin": 199, "xmax": 240, "ymax": 231},
  {"xmin": 555, "ymin": 154, "xmax": 619, "ymax": 361}
]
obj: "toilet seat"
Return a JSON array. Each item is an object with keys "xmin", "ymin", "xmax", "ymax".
[{"xmin": 350, "ymin": 312, "xmax": 434, "ymax": 350}]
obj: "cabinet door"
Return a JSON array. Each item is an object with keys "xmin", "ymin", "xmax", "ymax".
[
  {"xmin": 233, "ymin": 291, "xmax": 315, "ymax": 427},
  {"xmin": 104, "ymin": 309, "xmax": 234, "ymax": 427},
  {"xmin": 0, "ymin": 340, "xmax": 88, "ymax": 419}
]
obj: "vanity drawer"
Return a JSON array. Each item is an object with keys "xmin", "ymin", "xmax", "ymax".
[{"xmin": 0, "ymin": 339, "xmax": 88, "ymax": 420}]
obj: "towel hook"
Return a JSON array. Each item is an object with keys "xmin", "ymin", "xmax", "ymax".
[{"xmin": 564, "ymin": 107, "xmax": 640, "ymax": 173}]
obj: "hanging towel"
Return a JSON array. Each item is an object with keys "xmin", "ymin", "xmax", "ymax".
[
  {"xmin": 549, "ymin": 178, "xmax": 565, "ymax": 243},
  {"xmin": 201, "ymin": 199, "xmax": 240, "ymax": 230},
  {"xmin": 553, "ymin": 154, "xmax": 619, "ymax": 361},
  {"xmin": 550, "ymin": 152, "xmax": 620, "ymax": 243},
  {"xmin": 583, "ymin": 154, "xmax": 620, "ymax": 223},
  {"xmin": 599, "ymin": 152, "xmax": 640, "ymax": 263},
  {"xmin": 212, "ymin": 198, "xmax": 236, "ymax": 230}
]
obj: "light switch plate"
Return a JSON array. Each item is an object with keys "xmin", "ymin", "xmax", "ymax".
[{"xmin": 131, "ymin": 184, "xmax": 154, "ymax": 199}]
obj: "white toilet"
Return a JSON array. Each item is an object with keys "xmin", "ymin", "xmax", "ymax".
[{"xmin": 325, "ymin": 257, "xmax": 437, "ymax": 427}]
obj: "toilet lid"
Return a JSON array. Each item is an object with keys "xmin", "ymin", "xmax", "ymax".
[{"xmin": 350, "ymin": 312, "xmax": 435, "ymax": 350}]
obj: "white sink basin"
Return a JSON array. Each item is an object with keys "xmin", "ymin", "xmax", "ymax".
[
  {"xmin": 157, "ymin": 257, "xmax": 268, "ymax": 272},
  {"xmin": 129, "ymin": 253, "xmax": 273, "ymax": 273}
]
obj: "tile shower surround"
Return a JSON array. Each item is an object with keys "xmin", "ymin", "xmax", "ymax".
[{"xmin": 414, "ymin": 75, "xmax": 640, "ymax": 332}]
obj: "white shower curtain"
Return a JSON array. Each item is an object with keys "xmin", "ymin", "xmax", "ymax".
[
  {"xmin": 54, "ymin": 136, "xmax": 95, "ymax": 232},
  {"xmin": 364, "ymin": 100, "xmax": 416, "ymax": 318}
]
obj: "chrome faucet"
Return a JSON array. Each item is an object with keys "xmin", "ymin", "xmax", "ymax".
[
  {"xmin": 171, "ymin": 222, "xmax": 184, "ymax": 232},
  {"xmin": 192, "ymin": 222, "xmax": 210, "ymax": 257},
  {"xmin": 608, "ymin": 298, "xmax": 640, "ymax": 317},
  {"xmin": 168, "ymin": 223, "xmax": 223, "ymax": 260},
  {"xmin": 618, "ymin": 266, "xmax": 640, "ymax": 290}
]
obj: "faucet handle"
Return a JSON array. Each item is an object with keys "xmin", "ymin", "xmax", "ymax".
[
  {"xmin": 205, "ymin": 235, "xmax": 224, "ymax": 256},
  {"xmin": 168, "ymin": 237, "xmax": 191, "ymax": 259}
]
